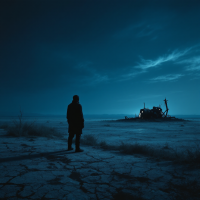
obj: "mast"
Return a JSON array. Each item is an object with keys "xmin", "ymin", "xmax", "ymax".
[{"xmin": 163, "ymin": 98, "xmax": 169, "ymax": 117}]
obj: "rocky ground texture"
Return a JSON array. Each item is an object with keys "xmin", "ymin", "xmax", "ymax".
[{"xmin": 0, "ymin": 129, "xmax": 200, "ymax": 200}]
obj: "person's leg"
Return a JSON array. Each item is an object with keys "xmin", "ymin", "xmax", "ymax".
[
  {"xmin": 75, "ymin": 134, "xmax": 84, "ymax": 152},
  {"xmin": 75, "ymin": 134, "xmax": 80, "ymax": 150},
  {"xmin": 68, "ymin": 132, "xmax": 74, "ymax": 150}
]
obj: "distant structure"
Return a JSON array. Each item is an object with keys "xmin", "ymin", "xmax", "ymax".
[
  {"xmin": 122, "ymin": 98, "xmax": 185, "ymax": 121},
  {"xmin": 139, "ymin": 98, "xmax": 169, "ymax": 119}
]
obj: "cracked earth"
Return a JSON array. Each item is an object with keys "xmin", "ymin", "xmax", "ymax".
[{"xmin": 0, "ymin": 129, "xmax": 200, "ymax": 200}]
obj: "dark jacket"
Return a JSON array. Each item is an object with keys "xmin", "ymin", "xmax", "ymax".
[{"xmin": 67, "ymin": 100, "xmax": 84, "ymax": 134}]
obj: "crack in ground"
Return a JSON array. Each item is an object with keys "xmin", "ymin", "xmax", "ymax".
[
  {"xmin": 69, "ymin": 170, "xmax": 90, "ymax": 194},
  {"xmin": 47, "ymin": 177, "xmax": 63, "ymax": 185},
  {"xmin": 0, "ymin": 175, "xmax": 19, "ymax": 189},
  {"xmin": 85, "ymin": 153, "xmax": 104, "ymax": 162},
  {"xmin": 112, "ymin": 187, "xmax": 146, "ymax": 200},
  {"xmin": 95, "ymin": 186, "xmax": 100, "ymax": 200}
]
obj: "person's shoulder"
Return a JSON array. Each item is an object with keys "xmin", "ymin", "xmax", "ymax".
[
  {"xmin": 78, "ymin": 103, "xmax": 82, "ymax": 108},
  {"xmin": 75, "ymin": 103, "xmax": 82, "ymax": 110},
  {"xmin": 68, "ymin": 102, "xmax": 73, "ymax": 108}
]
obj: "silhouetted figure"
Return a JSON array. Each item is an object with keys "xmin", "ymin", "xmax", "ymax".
[{"xmin": 67, "ymin": 95, "xmax": 84, "ymax": 152}]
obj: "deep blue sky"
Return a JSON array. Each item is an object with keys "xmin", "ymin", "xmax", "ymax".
[{"xmin": 1, "ymin": 0, "xmax": 200, "ymax": 116}]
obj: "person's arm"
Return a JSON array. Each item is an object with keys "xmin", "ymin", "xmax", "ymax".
[
  {"xmin": 80, "ymin": 105, "xmax": 84, "ymax": 128},
  {"xmin": 67, "ymin": 105, "xmax": 70, "ymax": 124}
]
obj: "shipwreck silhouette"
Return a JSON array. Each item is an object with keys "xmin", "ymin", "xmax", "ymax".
[
  {"xmin": 139, "ymin": 98, "xmax": 169, "ymax": 119},
  {"xmin": 123, "ymin": 98, "xmax": 184, "ymax": 121}
]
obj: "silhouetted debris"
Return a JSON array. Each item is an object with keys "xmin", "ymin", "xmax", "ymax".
[{"xmin": 123, "ymin": 98, "xmax": 186, "ymax": 121}]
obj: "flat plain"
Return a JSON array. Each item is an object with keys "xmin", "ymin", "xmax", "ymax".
[{"xmin": 0, "ymin": 117, "xmax": 200, "ymax": 199}]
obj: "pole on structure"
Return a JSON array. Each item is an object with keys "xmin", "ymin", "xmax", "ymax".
[{"xmin": 163, "ymin": 98, "xmax": 169, "ymax": 117}]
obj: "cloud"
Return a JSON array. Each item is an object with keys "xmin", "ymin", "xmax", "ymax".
[
  {"xmin": 113, "ymin": 23, "xmax": 142, "ymax": 38},
  {"xmin": 75, "ymin": 62, "xmax": 109, "ymax": 86},
  {"xmin": 75, "ymin": 61, "xmax": 93, "ymax": 70},
  {"xmin": 136, "ymin": 48, "xmax": 192, "ymax": 70},
  {"xmin": 136, "ymin": 24, "xmax": 158, "ymax": 38},
  {"xmin": 188, "ymin": 73, "xmax": 200, "ymax": 80},
  {"xmin": 117, "ymin": 94, "xmax": 163, "ymax": 102},
  {"xmin": 89, "ymin": 74, "xmax": 109, "ymax": 85},
  {"xmin": 118, "ymin": 70, "xmax": 144, "ymax": 81},
  {"xmin": 119, "ymin": 47, "xmax": 192, "ymax": 82},
  {"xmin": 149, "ymin": 74, "xmax": 184, "ymax": 82},
  {"xmin": 114, "ymin": 22, "xmax": 160, "ymax": 39},
  {"xmin": 177, "ymin": 56, "xmax": 200, "ymax": 71}
]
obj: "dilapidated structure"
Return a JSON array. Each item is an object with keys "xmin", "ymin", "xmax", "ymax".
[{"xmin": 139, "ymin": 98, "xmax": 169, "ymax": 119}]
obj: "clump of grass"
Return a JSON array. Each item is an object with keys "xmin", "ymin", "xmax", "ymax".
[
  {"xmin": 163, "ymin": 142, "xmax": 170, "ymax": 149},
  {"xmin": 6, "ymin": 123, "xmax": 62, "ymax": 138},
  {"xmin": 81, "ymin": 134, "xmax": 98, "ymax": 145},
  {"xmin": 1, "ymin": 110, "xmax": 63, "ymax": 138},
  {"xmin": 0, "ymin": 123, "xmax": 9, "ymax": 130},
  {"xmin": 183, "ymin": 147, "xmax": 200, "ymax": 164},
  {"xmin": 119, "ymin": 142, "xmax": 152, "ymax": 155},
  {"xmin": 99, "ymin": 141, "xmax": 109, "ymax": 149}
]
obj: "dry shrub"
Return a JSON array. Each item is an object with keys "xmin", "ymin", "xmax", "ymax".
[
  {"xmin": 81, "ymin": 134, "xmax": 200, "ymax": 164},
  {"xmin": 81, "ymin": 134, "xmax": 98, "ymax": 145},
  {"xmin": 1, "ymin": 111, "xmax": 62, "ymax": 138},
  {"xmin": 5, "ymin": 122, "xmax": 63, "ymax": 138}
]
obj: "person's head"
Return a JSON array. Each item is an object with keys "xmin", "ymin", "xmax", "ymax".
[{"xmin": 73, "ymin": 95, "xmax": 79, "ymax": 103}]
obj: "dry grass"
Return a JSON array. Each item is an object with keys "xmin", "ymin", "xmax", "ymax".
[
  {"xmin": 81, "ymin": 134, "xmax": 98, "ymax": 145},
  {"xmin": 5, "ymin": 123, "xmax": 63, "ymax": 138},
  {"xmin": 81, "ymin": 134, "xmax": 200, "ymax": 164},
  {"xmin": 0, "ymin": 122, "xmax": 63, "ymax": 138},
  {"xmin": 0, "ymin": 111, "xmax": 63, "ymax": 138}
]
